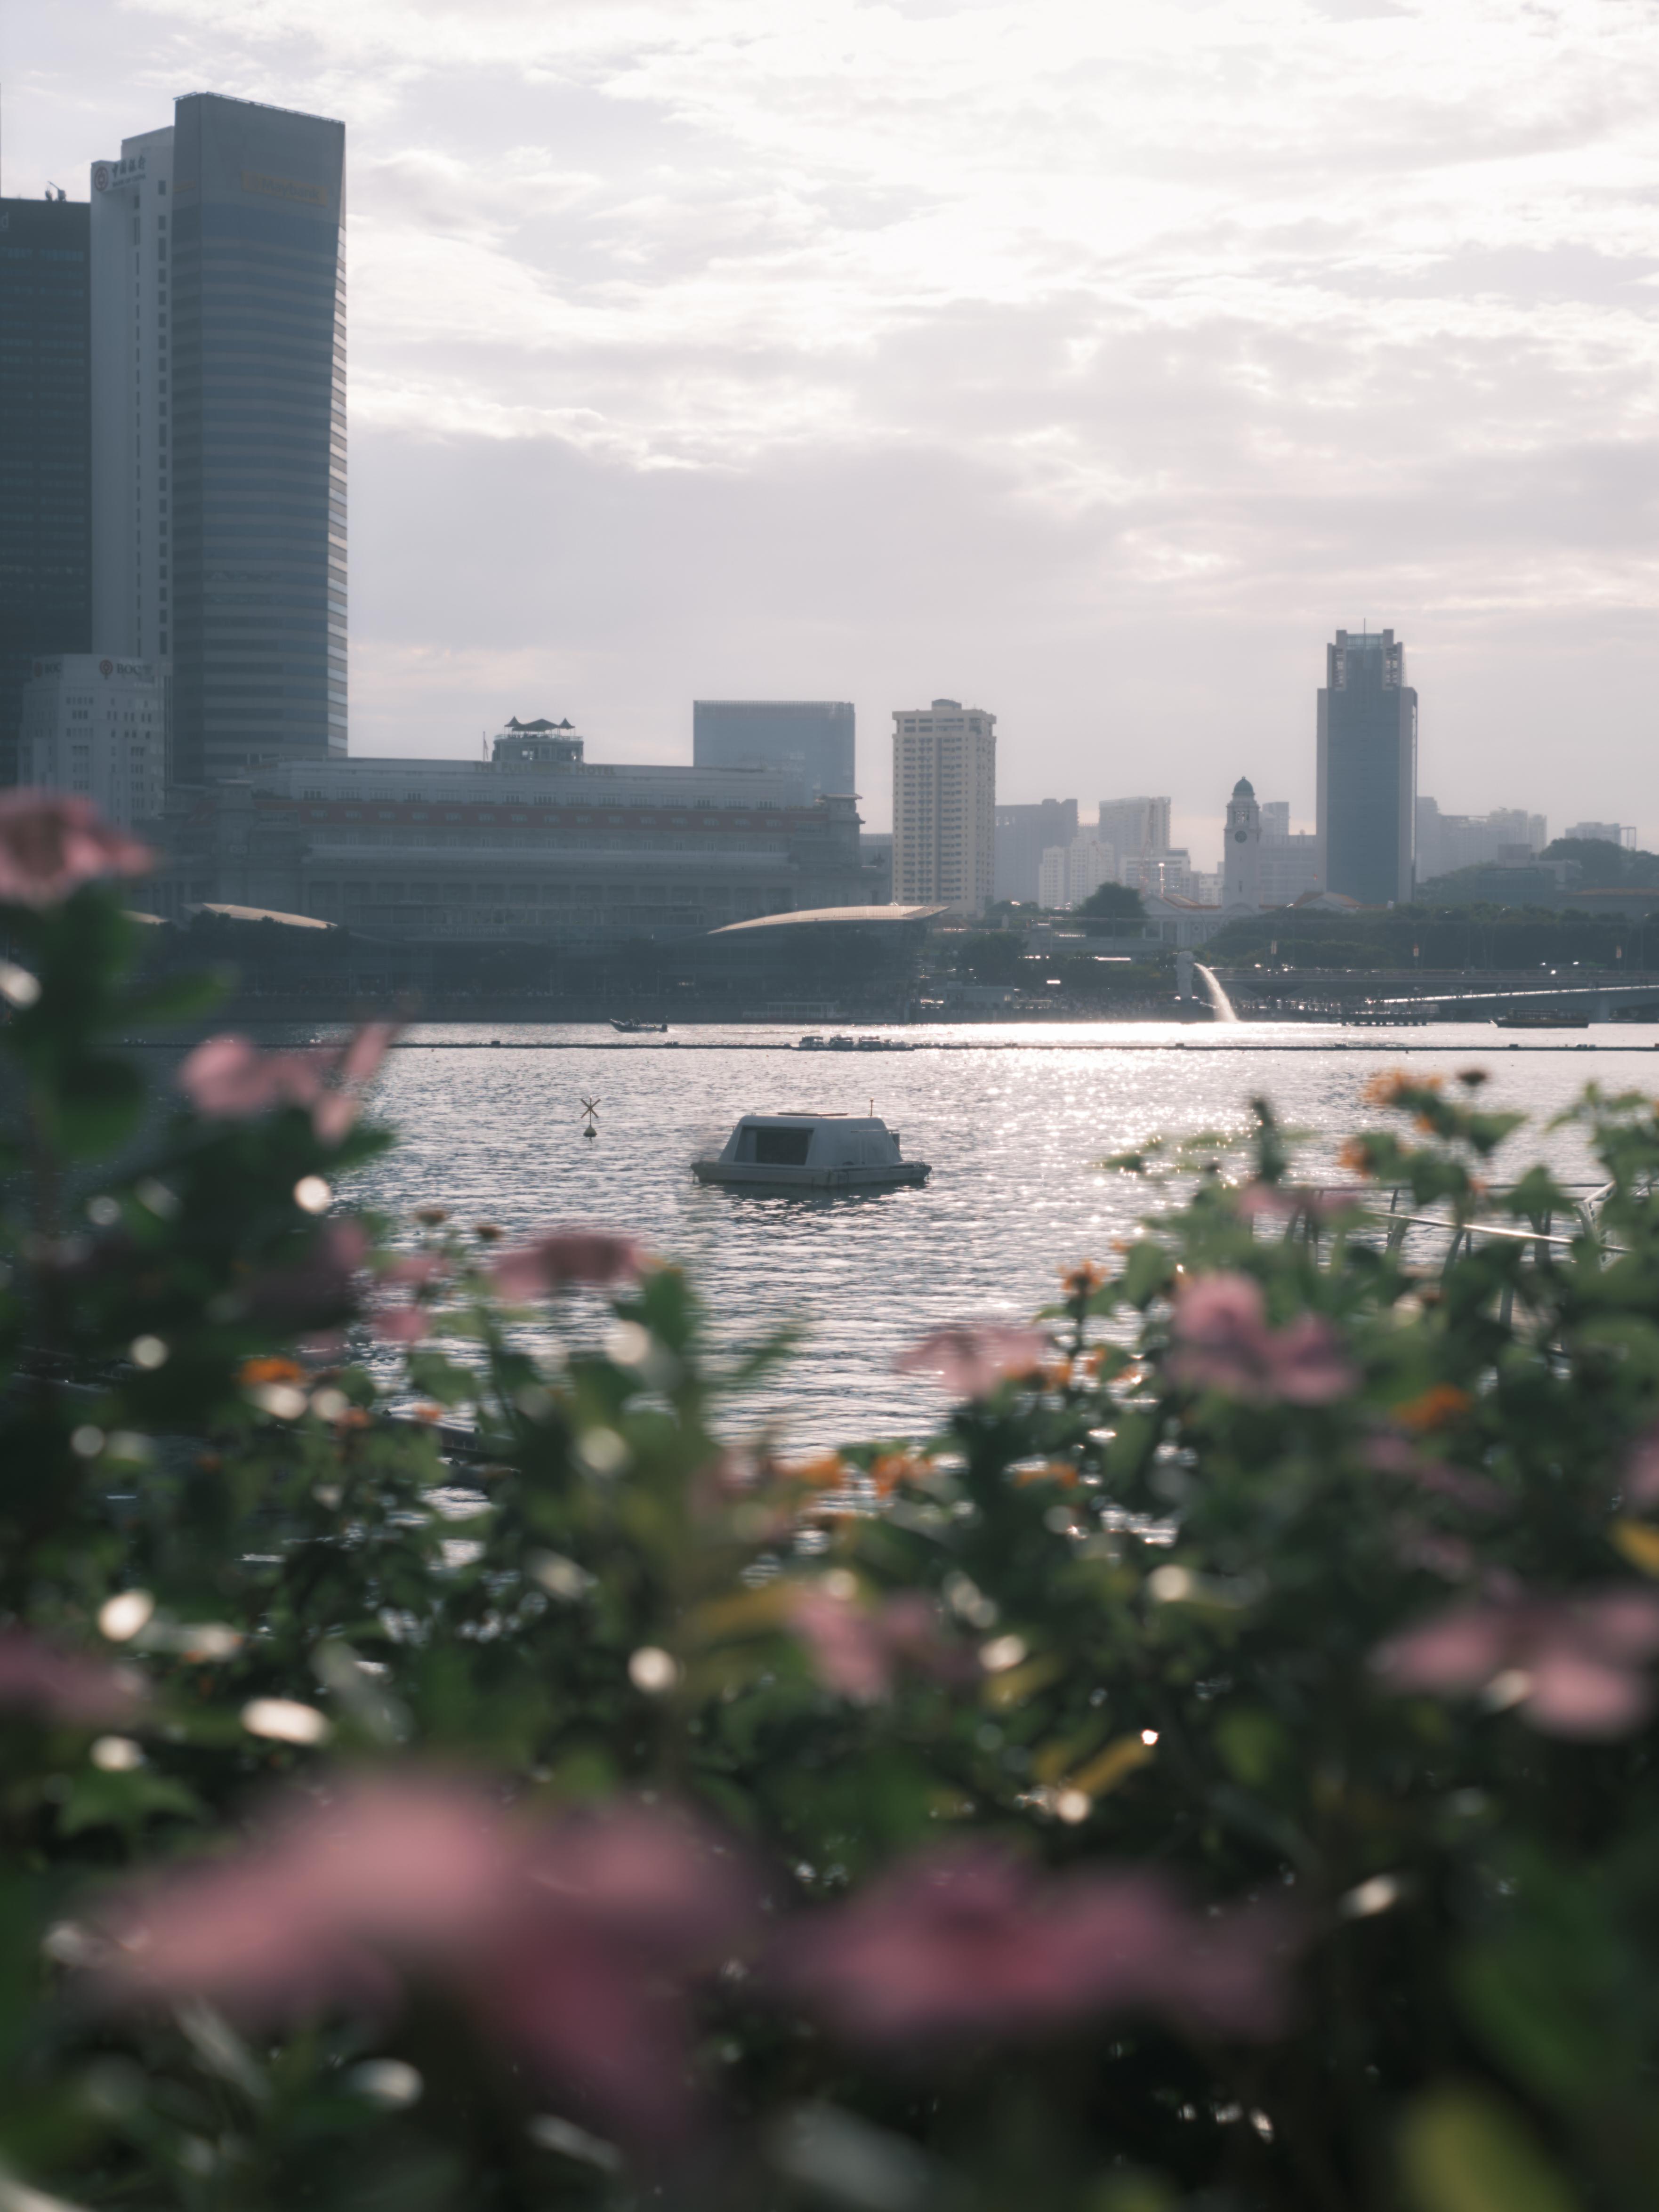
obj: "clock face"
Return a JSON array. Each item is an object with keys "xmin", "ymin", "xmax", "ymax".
[{"xmin": 1233, "ymin": 829, "xmax": 1247, "ymax": 843}]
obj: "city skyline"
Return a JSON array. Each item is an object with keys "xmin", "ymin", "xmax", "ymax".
[{"xmin": 7, "ymin": 1, "xmax": 1656, "ymax": 852}]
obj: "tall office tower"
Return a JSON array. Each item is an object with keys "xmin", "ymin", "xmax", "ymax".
[
  {"xmin": 1096, "ymin": 796, "xmax": 1172, "ymax": 866},
  {"xmin": 1222, "ymin": 777, "xmax": 1262, "ymax": 909},
  {"xmin": 994, "ymin": 798, "xmax": 1079, "ymax": 901},
  {"xmin": 0, "ymin": 196, "xmax": 93, "ymax": 785},
  {"xmin": 91, "ymin": 94, "xmax": 346, "ymax": 785},
  {"xmin": 693, "ymin": 701, "xmax": 854, "ymax": 802},
  {"xmin": 1317, "ymin": 627, "xmax": 1417, "ymax": 904},
  {"xmin": 892, "ymin": 698, "xmax": 996, "ymax": 912}
]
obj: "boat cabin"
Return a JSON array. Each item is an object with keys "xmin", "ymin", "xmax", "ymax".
[{"xmin": 693, "ymin": 1113, "xmax": 929, "ymax": 1190}]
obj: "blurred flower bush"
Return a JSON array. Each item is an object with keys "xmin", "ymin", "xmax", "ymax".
[{"xmin": 0, "ymin": 806, "xmax": 1658, "ymax": 2209}]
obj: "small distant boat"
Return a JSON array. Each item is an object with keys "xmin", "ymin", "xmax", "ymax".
[
  {"xmin": 693, "ymin": 1113, "xmax": 930, "ymax": 1191},
  {"xmin": 610, "ymin": 1019, "xmax": 667, "ymax": 1034},
  {"xmin": 1494, "ymin": 1011, "xmax": 1589, "ymax": 1031},
  {"xmin": 804, "ymin": 1033, "xmax": 910, "ymax": 1053}
]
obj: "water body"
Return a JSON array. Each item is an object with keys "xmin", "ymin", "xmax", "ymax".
[{"xmin": 344, "ymin": 1021, "xmax": 1659, "ymax": 1444}]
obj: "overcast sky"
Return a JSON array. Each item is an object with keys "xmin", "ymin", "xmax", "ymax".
[{"xmin": 9, "ymin": 0, "xmax": 1659, "ymax": 852}]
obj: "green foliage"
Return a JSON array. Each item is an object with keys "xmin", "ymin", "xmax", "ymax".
[
  {"xmin": 1077, "ymin": 883, "xmax": 1147, "ymax": 922},
  {"xmin": 6, "ymin": 874, "xmax": 1659, "ymax": 2208}
]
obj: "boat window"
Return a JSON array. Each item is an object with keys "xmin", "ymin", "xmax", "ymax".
[{"xmin": 753, "ymin": 1126, "xmax": 812, "ymax": 1166}]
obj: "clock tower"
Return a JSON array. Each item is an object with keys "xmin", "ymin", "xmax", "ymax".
[{"xmin": 1224, "ymin": 777, "xmax": 1262, "ymax": 910}]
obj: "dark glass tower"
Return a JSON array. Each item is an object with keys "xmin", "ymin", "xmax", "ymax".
[
  {"xmin": 693, "ymin": 700, "xmax": 855, "ymax": 803},
  {"xmin": 169, "ymin": 95, "xmax": 345, "ymax": 781},
  {"xmin": 1317, "ymin": 628, "xmax": 1417, "ymax": 905},
  {"xmin": 0, "ymin": 198, "xmax": 92, "ymax": 784}
]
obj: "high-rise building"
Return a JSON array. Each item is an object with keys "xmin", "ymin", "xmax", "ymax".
[
  {"xmin": 1416, "ymin": 800, "xmax": 1546, "ymax": 884},
  {"xmin": 0, "ymin": 196, "xmax": 93, "ymax": 785},
  {"xmin": 891, "ymin": 699, "xmax": 996, "ymax": 913},
  {"xmin": 1256, "ymin": 801, "xmax": 1323, "ymax": 906},
  {"xmin": 994, "ymin": 798, "xmax": 1079, "ymax": 901},
  {"xmin": 19, "ymin": 655, "xmax": 165, "ymax": 828},
  {"xmin": 1563, "ymin": 821, "xmax": 1635, "ymax": 850},
  {"xmin": 693, "ymin": 701, "xmax": 854, "ymax": 803},
  {"xmin": 91, "ymin": 93, "xmax": 346, "ymax": 785},
  {"xmin": 1037, "ymin": 837, "xmax": 1116, "ymax": 911},
  {"xmin": 1317, "ymin": 628, "xmax": 1417, "ymax": 905},
  {"xmin": 1097, "ymin": 796, "xmax": 1171, "ymax": 865}
]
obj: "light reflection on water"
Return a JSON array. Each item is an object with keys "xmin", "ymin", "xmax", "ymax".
[{"xmin": 340, "ymin": 1020, "xmax": 1659, "ymax": 1445}]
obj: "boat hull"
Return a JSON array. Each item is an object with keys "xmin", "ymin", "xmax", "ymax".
[{"xmin": 692, "ymin": 1160, "xmax": 929, "ymax": 1191}]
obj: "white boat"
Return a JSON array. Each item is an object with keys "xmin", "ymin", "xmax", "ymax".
[{"xmin": 692, "ymin": 1113, "xmax": 930, "ymax": 1191}]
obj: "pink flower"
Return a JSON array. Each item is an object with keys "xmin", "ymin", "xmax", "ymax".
[
  {"xmin": 771, "ymin": 1846, "xmax": 1298, "ymax": 2050},
  {"xmin": 1364, "ymin": 1434, "xmax": 1506, "ymax": 1515},
  {"xmin": 1236, "ymin": 1184, "xmax": 1358, "ymax": 1224},
  {"xmin": 789, "ymin": 1587, "xmax": 966, "ymax": 1703},
  {"xmin": 1169, "ymin": 1273, "xmax": 1353, "ymax": 1406},
  {"xmin": 894, "ymin": 1323, "xmax": 1050, "ymax": 1398},
  {"xmin": 1373, "ymin": 1586, "xmax": 1659, "ymax": 1737},
  {"xmin": 475, "ymin": 1805, "xmax": 756, "ymax": 2147},
  {"xmin": 0, "ymin": 792, "xmax": 153, "ymax": 908},
  {"xmin": 490, "ymin": 1230, "xmax": 647, "ymax": 1300},
  {"xmin": 178, "ymin": 1022, "xmax": 398, "ymax": 1144},
  {"xmin": 99, "ymin": 1780, "xmax": 756, "ymax": 2149},
  {"xmin": 0, "ymin": 1629, "xmax": 145, "ymax": 1725},
  {"xmin": 1622, "ymin": 1424, "xmax": 1659, "ymax": 1508}
]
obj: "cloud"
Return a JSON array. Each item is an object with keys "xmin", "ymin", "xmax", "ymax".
[{"xmin": 10, "ymin": 0, "xmax": 1659, "ymax": 840}]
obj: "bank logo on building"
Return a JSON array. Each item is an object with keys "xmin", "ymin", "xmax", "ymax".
[
  {"xmin": 92, "ymin": 163, "xmax": 112, "ymax": 192},
  {"xmin": 99, "ymin": 660, "xmax": 113, "ymax": 678}
]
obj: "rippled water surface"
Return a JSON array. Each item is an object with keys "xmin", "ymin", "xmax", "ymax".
[{"xmin": 340, "ymin": 1020, "xmax": 1659, "ymax": 1443}]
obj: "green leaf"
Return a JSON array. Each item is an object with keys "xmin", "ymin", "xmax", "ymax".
[
  {"xmin": 57, "ymin": 1767, "xmax": 202, "ymax": 1836},
  {"xmin": 50, "ymin": 1056, "xmax": 146, "ymax": 1158},
  {"xmin": 1398, "ymin": 2088, "xmax": 1580, "ymax": 2212},
  {"xmin": 124, "ymin": 968, "xmax": 230, "ymax": 1026}
]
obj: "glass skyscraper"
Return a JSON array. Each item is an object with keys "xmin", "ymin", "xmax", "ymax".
[
  {"xmin": 693, "ymin": 700, "xmax": 855, "ymax": 803},
  {"xmin": 92, "ymin": 94, "xmax": 346, "ymax": 784},
  {"xmin": 1316, "ymin": 627, "xmax": 1417, "ymax": 906},
  {"xmin": 0, "ymin": 197, "xmax": 92, "ymax": 785}
]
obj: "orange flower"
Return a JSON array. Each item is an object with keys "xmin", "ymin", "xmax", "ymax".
[
  {"xmin": 1394, "ymin": 1384, "xmax": 1472, "ymax": 1433},
  {"xmin": 1012, "ymin": 1460, "xmax": 1080, "ymax": 1488},
  {"xmin": 1338, "ymin": 1139, "xmax": 1374, "ymax": 1177},
  {"xmin": 238, "ymin": 1356, "xmax": 304, "ymax": 1387},
  {"xmin": 1363, "ymin": 1070, "xmax": 1441, "ymax": 1109},
  {"xmin": 870, "ymin": 1452, "xmax": 931, "ymax": 1496},
  {"xmin": 1062, "ymin": 1260, "xmax": 1107, "ymax": 1300},
  {"xmin": 778, "ymin": 1451, "xmax": 849, "ymax": 1489}
]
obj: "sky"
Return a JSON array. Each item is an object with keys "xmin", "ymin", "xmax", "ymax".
[{"xmin": 8, "ymin": 0, "xmax": 1659, "ymax": 857}]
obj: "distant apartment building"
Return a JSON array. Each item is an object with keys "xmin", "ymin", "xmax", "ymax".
[
  {"xmin": 1120, "ymin": 848, "xmax": 1197, "ymax": 901},
  {"xmin": 1097, "ymin": 796, "xmax": 1172, "ymax": 865},
  {"xmin": 1563, "ymin": 821, "xmax": 1636, "ymax": 849},
  {"xmin": 1256, "ymin": 798, "xmax": 1323, "ymax": 906},
  {"xmin": 891, "ymin": 699, "xmax": 996, "ymax": 913},
  {"xmin": 1416, "ymin": 799, "xmax": 1546, "ymax": 885},
  {"xmin": 1038, "ymin": 837, "xmax": 1115, "ymax": 910},
  {"xmin": 0, "ymin": 195, "xmax": 93, "ymax": 785},
  {"xmin": 143, "ymin": 730, "xmax": 875, "ymax": 937},
  {"xmin": 19, "ymin": 654, "xmax": 165, "ymax": 828},
  {"xmin": 1317, "ymin": 628, "xmax": 1417, "ymax": 905},
  {"xmin": 994, "ymin": 798, "xmax": 1079, "ymax": 902},
  {"xmin": 91, "ymin": 93, "xmax": 347, "ymax": 783},
  {"xmin": 693, "ymin": 701, "xmax": 854, "ymax": 804}
]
